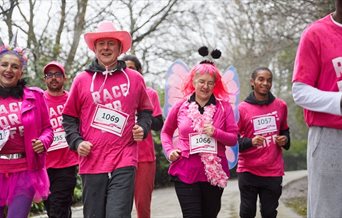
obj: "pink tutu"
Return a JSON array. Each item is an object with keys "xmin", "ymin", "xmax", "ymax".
[{"xmin": 0, "ymin": 168, "xmax": 50, "ymax": 206}]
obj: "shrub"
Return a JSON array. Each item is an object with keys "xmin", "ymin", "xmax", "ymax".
[{"xmin": 283, "ymin": 139, "xmax": 307, "ymax": 171}]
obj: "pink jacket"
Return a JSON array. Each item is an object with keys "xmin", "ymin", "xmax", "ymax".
[{"xmin": 22, "ymin": 87, "xmax": 53, "ymax": 170}]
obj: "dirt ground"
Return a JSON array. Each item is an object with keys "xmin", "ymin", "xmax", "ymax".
[
  {"xmin": 282, "ymin": 176, "xmax": 307, "ymax": 199},
  {"xmin": 281, "ymin": 176, "xmax": 308, "ymax": 217}
]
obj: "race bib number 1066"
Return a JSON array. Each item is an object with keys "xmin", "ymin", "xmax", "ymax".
[{"xmin": 189, "ymin": 133, "xmax": 217, "ymax": 154}]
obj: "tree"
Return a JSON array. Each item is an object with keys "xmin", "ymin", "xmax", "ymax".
[{"xmin": 0, "ymin": 0, "xmax": 19, "ymax": 42}]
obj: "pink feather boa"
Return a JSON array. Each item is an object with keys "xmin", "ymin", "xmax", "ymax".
[{"xmin": 187, "ymin": 101, "xmax": 228, "ymax": 188}]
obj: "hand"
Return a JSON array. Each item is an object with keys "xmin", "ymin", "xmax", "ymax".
[
  {"xmin": 203, "ymin": 123, "xmax": 215, "ymax": 137},
  {"xmin": 32, "ymin": 139, "xmax": 45, "ymax": 154},
  {"xmin": 275, "ymin": 135, "xmax": 288, "ymax": 147},
  {"xmin": 251, "ymin": 135, "xmax": 265, "ymax": 147},
  {"xmin": 77, "ymin": 141, "xmax": 93, "ymax": 157},
  {"xmin": 132, "ymin": 125, "xmax": 144, "ymax": 141},
  {"xmin": 169, "ymin": 149, "xmax": 181, "ymax": 162}
]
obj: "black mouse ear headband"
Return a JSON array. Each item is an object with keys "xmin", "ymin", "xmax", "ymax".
[{"xmin": 198, "ymin": 46, "xmax": 221, "ymax": 65}]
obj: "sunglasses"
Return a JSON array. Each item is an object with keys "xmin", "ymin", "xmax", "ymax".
[{"xmin": 45, "ymin": 72, "xmax": 64, "ymax": 79}]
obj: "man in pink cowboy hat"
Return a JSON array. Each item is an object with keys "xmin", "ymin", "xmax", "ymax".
[{"xmin": 62, "ymin": 20, "xmax": 153, "ymax": 218}]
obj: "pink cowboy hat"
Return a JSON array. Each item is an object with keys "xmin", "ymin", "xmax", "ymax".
[{"xmin": 84, "ymin": 20, "xmax": 132, "ymax": 54}]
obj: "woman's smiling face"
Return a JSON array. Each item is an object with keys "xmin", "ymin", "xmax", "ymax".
[
  {"xmin": 0, "ymin": 53, "xmax": 23, "ymax": 88},
  {"xmin": 193, "ymin": 73, "xmax": 215, "ymax": 104}
]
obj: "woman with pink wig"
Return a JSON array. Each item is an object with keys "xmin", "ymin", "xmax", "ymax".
[{"xmin": 161, "ymin": 47, "xmax": 238, "ymax": 218}]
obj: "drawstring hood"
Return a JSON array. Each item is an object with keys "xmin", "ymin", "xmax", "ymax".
[{"xmin": 86, "ymin": 59, "xmax": 130, "ymax": 96}]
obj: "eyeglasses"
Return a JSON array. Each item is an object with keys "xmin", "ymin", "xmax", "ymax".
[
  {"xmin": 45, "ymin": 72, "xmax": 64, "ymax": 79},
  {"xmin": 196, "ymin": 79, "xmax": 215, "ymax": 88}
]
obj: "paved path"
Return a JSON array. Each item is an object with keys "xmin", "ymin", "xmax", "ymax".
[{"xmin": 32, "ymin": 170, "xmax": 307, "ymax": 218}]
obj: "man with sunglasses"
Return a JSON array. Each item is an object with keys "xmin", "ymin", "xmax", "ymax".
[{"xmin": 43, "ymin": 61, "xmax": 78, "ymax": 218}]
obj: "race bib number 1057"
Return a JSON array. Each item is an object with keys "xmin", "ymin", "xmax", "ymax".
[{"xmin": 252, "ymin": 115, "xmax": 277, "ymax": 135}]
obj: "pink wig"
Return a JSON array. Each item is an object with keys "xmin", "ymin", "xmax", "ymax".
[{"xmin": 183, "ymin": 63, "xmax": 229, "ymax": 100}]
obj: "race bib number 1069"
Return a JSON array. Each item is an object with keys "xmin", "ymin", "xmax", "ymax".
[{"xmin": 91, "ymin": 104, "xmax": 129, "ymax": 137}]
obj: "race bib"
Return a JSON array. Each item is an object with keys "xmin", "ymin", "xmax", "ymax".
[
  {"xmin": 0, "ymin": 128, "xmax": 10, "ymax": 151},
  {"xmin": 253, "ymin": 115, "xmax": 277, "ymax": 135},
  {"xmin": 91, "ymin": 104, "xmax": 129, "ymax": 137},
  {"xmin": 189, "ymin": 133, "xmax": 217, "ymax": 154},
  {"xmin": 48, "ymin": 130, "xmax": 68, "ymax": 152}
]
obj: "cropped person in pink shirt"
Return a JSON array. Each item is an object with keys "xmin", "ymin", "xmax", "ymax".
[
  {"xmin": 237, "ymin": 67, "xmax": 290, "ymax": 218},
  {"xmin": 292, "ymin": 0, "xmax": 342, "ymax": 216},
  {"xmin": 121, "ymin": 55, "xmax": 163, "ymax": 218},
  {"xmin": 62, "ymin": 21, "xmax": 153, "ymax": 218},
  {"xmin": 161, "ymin": 49, "xmax": 238, "ymax": 218},
  {"xmin": 0, "ymin": 38, "xmax": 53, "ymax": 218},
  {"xmin": 42, "ymin": 61, "xmax": 78, "ymax": 218}
]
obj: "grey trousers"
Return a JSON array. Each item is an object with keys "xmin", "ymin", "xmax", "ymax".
[
  {"xmin": 81, "ymin": 166, "xmax": 136, "ymax": 218},
  {"xmin": 307, "ymin": 127, "xmax": 342, "ymax": 218}
]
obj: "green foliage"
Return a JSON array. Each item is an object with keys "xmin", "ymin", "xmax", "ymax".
[
  {"xmin": 154, "ymin": 132, "xmax": 172, "ymax": 188},
  {"xmin": 283, "ymin": 139, "xmax": 307, "ymax": 171},
  {"xmin": 153, "ymin": 88, "xmax": 172, "ymax": 188},
  {"xmin": 73, "ymin": 174, "xmax": 83, "ymax": 204},
  {"xmin": 30, "ymin": 202, "xmax": 45, "ymax": 216},
  {"xmin": 284, "ymin": 197, "xmax": 307, "ymax": 216}
]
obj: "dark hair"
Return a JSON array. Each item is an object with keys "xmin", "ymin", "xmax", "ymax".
[
  {"xmin": 250, "ymin": 67, "xmax": 273, "ymax": 90},
  {"xmin": 251, "ymin": 67, "xmax": 273, "ymax": 80},
  {"xmin": 121, "ymin": 54, "xmax": 142, "ymax": 73}
]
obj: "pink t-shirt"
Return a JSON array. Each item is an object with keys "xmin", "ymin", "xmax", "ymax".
[
  {"xmin": 292, "ymin": 14, "xmax": 342, "ymax": 129},
  {"xmin": 63, "ymin": 68, "xmax": 153, "ymax": 174},
  {"xmin": 137, "ymin": 87, "xmax": 162, "ymax": 162},
  {"xmin": 0, "ymin": 97, "xmax": 27, "ymax": 173},
  {"xmin": 44, "ymin": 91, "xmax": 78, "ymax": 169},
  {"xmin": 237, "ymin": 98, "xmax": 288, "ymax": 177}
]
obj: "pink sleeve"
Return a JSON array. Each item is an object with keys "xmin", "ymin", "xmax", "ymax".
[
  {"xmin": 292, "ymin": 25, "xmax": 321, "ymax": 86},
  {"xmin": 37, "ymin": 92, "xmax": 54, "ymax": 150},
  {"xmin": 151, "ymin": 90, "xmax": 163, "ymax": 117},
  {"xmin": 280, "ymin": 101, "xmax": 289, "ymax": 131},
  {"xmin": 237, "ymin": 104, "xmax": 247, "ymax": 137},
  {"xmin": 138, "ymin": 84, "xmax": 153, "ymax": 113},
  {"xmin": 213, "ymin": 102, "xmax": 238, "ymax": 146},
  {"xmin": 161, "ymin": 101, "xmax": 182, "ymax": 157},
  {"xmin": 63, "ymin": 75, "xmax": 82, "ymax": 117}
]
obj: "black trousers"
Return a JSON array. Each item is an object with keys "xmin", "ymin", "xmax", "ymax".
[
  {"xmin": 174, "ymin": 180, "xmax": 223, "ymax": 218},
  {"xmin": 238, "ymin": 172, "xmax": 282, "ymax": 218},
  {"xmin": 81, "ymin": 166, "xmax": 136, "ymax": 218},
  {"xmin": 44, "ymin": 165, "xmax": 77, "ymax": 218}
]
